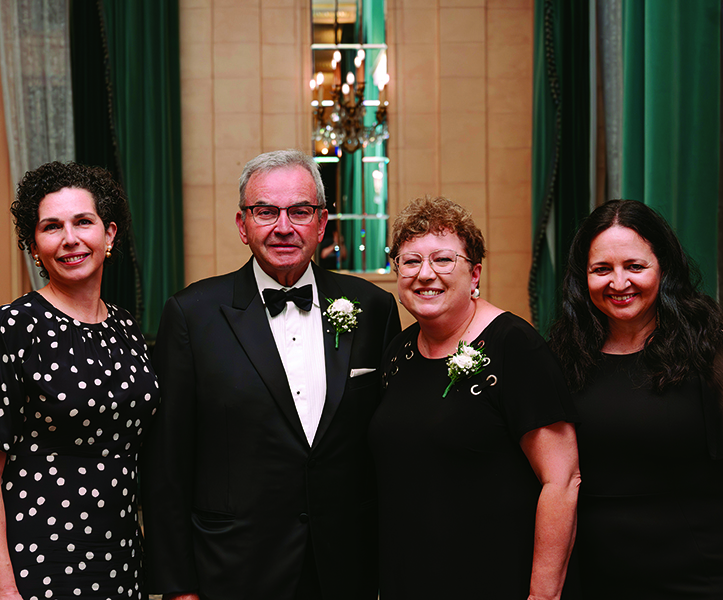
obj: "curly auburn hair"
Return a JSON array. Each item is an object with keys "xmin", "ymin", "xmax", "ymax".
[
  {"xmin": 548, "ymin": 199, "xmax": 723, "ymax": 393},
  {"xmin": 390, "ymin": 196, "xmax": 487, "ymax": 267},
  {"xmin": 11, "ymin": 161, "xmax": 131, "ymax": 278}
]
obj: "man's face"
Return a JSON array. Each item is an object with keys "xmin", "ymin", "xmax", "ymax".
[{"xmin": 236, "ymin": 165, "xmax": 328, "ymax": 287}]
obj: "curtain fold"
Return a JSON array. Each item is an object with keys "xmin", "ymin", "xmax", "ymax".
[
  {"xmin": 620, "ymin": 0, "xmax": 720, "ymax": 296},
  {"xmin": 0, "ymin": 0, "xmax": 75, "ymax": 291},
  {"xmin": 70, "ymin": 0, "xmax": 143, "ymax": 323},
  {"xmin": 530, "ymin": 0, "xmax": 591, "ymax": 333},
  {"xmin": 101, "ymin": 0, "xmax": 184, "ymax": 337}
]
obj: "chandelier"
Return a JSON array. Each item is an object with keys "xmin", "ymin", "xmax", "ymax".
[{"xmin": 310, "ymin": 47, "xmax": 389, "ymax": 154}]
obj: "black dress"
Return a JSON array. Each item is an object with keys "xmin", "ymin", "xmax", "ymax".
[
  {"xmin": 0, "ymin": 292, "xmax": 160, "ymax": 600},
  {"xmin": 369, "ymin": 313, "xmax": 578, "ymax": 599},
  {"xmin": 574, "ymin": 352, "xmax": 723, "ymax": 599}
]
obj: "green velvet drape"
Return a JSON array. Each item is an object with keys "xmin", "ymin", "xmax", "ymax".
[
  {"xmin": 621, "ymin": 0, "xmax": 720, "ymax": 297},
  {"xmin": 101, "ymin": 0, "xmax": 184, "ymax": 337},
  {"xmin": 530, "ymin": 0, "xmax": 591, "ymax": 333},
  {"xmin": 70, "ymin": 0, "xmax": 143, "ymax": 323}
]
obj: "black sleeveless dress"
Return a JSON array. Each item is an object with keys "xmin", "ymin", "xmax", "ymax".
[{"xmin": 574, "ymin": 352, "xmax": 723, "ymax": 599}]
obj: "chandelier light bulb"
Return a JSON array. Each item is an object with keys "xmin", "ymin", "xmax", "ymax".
[
  {"xmin": 333, "ymin": 50, "xmax": 341, "ymax": 63},
  {"xmin": 346, "ymin": 72, "xmax": 355, "ymax": 85},
  {"xmin": 316, "ymin": 72, "xmax": 324, "ymax": 86}
]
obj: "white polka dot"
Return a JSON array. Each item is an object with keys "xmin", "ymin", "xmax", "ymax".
[
  {"xmin": 43, "ymin": 577, "xmax": 51, "ymax": 585},
  {"xmin": 19, "ymin": 569, "xmax": 28, "ymax": 578},
  {"xmin": 69, "ymin": 409, "xmax": 78, "ymax": 417},
  {"xmin": 85, "ymin": 525, "xmax": 93, "ymax": 534},
  {"xmin": 78, "ymin": 561, "xmax": 86, "ymax": 570},
  {"xmin": 28, "ymin": 508, "xmax": 36, "ymax": 516},
  {"xmin": 50, "ymin": 534, "xmax": 58, "ymax": 541},
  {"xmin": 105, "ymin": 530, "xmax": 112, "ymax": 539},
  {"xmin": 15, "ymin": 543, "xmax": 23, "ymax": 552},
  {"xmin": 45, "ymin": 590, "xmax": 52, "ymax": 598},
  {"xmin": 105, "ymin": 553, "xmax": 112, "ymax": 561},
  {"xmin": 37, "ymin": 497, "xmax": 45, "ymax": 505},
  {"xmin": 65, "ymin": 566, "xmax": 73, "ymax": 574},
  {"xmin": 49, "ymin": 467, "xmax": 57, "ymax": 475},
  {"xmin": 67, "ymin": 543, "xmax": 75, "ymax": 552},
  {"xmin": 92, "ymin": 583, "xmax": 99, "ymax": 591},
  {"xmin": 57, "ymin": 392, "xmax": 65, "ymax": 400},
  {"xmin": 15, "ymin": 513, "xmax": 24, "ymax": 521},
  {"xmin": 47, "ymin": 517, "xmax": 56, "ymax": 525},
  {"xmin": 86, "ymin": 551, "xmax": 94, "ymax": 559},
  {"xmin": 80, "ymin": 511, "xmax": 89, "ymax": 520},
  {"xmin": 50, "ymin": 363, "xmax": 58, "ymax": 371},
  {"xmin": 64, "ymin": 522, "xmax": 73, "ymax": 530},
  {"xmin": 36, "ymin": 554, "xmax": 44, "ymax": 563},
  {"xmin": 56, "ymin": 478, "xmax": 65, "ymax": 486},
  {"xmin": 78, "ymin": 381, "xmax": 86, "ymax": 389}
]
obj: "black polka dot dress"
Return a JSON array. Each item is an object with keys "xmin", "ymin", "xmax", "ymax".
[{"xmin": 0, "ymin": 292, "xmax": 160, "ymax": 600}]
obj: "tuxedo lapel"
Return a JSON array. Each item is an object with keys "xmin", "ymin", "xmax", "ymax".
[
  {"xmin": 313, "ymin": 264, "xmax": 354, "ymax": 447},
  {"xmin": 220, "ymin": 262, "xmax": 308, "ymax": 447}
]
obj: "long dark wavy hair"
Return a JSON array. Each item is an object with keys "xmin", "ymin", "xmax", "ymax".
[{"xmin": 548, "ymin": 200, "xmax": 723, "ymax": 393}]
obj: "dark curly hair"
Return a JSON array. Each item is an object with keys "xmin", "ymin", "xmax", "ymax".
[
  {"xmin": 548, "ymin": 199, "xmax": 723, "ymax": 393},
  {"xmin": 11, "ymin": 161, "xmax": 131, "ymax": 278},
  {"xmin": 390, "ymin": 196, "xmax": 487, "ymax": 267}
]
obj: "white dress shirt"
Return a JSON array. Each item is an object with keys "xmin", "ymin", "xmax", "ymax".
[{"xmin": 253, "ymin": 260, "xmax": 327, "ymax": 445}]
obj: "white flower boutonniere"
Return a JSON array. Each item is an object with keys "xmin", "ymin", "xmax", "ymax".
[
  {"xmin": 443, "ymin": 340, "xmax": 487, "ymax": 398},
  {"xmin": 325, "ymin": 297, "xmax": 362, "ymax": 349}
]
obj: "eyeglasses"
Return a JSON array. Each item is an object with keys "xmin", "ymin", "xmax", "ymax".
[
  {"xmin": 243, "ymin": 204, "xmax": 322, "ymax": 225},
  {"xmin": 394, "ymin": 249, "xmax": 474, "ymax": 277}
]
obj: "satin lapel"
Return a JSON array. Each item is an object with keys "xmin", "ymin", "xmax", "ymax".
[
  {"xmin": 313, "ymin": 265, "xmax": 353, "ymax": 447},
  {"xmin": 220, "ymin": 263, "xmax": 308, "ymax": 447}
]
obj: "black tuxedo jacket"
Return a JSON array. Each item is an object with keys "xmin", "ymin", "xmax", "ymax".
[{"xmin": 141, "ymin": 260, "xmax": 401, "ymax": 600}]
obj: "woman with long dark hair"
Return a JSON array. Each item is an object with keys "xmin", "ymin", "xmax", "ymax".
[{"xmin": 549, "ymin": 199, "xmax": 723, "ymax": 599}]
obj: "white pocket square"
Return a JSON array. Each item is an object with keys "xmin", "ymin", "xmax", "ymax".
[{"xmin": 350, "ymin": 368, "xmax": 376, "ymax": 378}]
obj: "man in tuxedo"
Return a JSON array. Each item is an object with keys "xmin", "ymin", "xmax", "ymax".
[{"xmin": 142, "ymin": 149, "xmax": 401, "ymax": 600}]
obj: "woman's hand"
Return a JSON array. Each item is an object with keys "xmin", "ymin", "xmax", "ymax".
[
  {"xmin": 521, "ymin": 421, "xmax": 581, "ymax": 600},
  {"xmin": 0, "ymin": 452, "xmax": 24, "ymax": 600}
]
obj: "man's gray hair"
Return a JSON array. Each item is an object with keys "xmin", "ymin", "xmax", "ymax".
[{"xmin": 238, "ymin": 149, "xmax": 326, "ymax": 213}]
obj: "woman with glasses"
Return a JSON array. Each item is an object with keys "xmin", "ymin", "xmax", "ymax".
[{"xmin": 369, "ymin": 196, "xmax": 580, "ymax": 600}]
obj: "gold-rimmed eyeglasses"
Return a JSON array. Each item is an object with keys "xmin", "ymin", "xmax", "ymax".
[
  {"xmin": 243, "ymin": 204, "xmax": 322, "ymax": 225},
  {"xmin": 393, "ymin": 249, "xmax": 474, "ymax": 277}
]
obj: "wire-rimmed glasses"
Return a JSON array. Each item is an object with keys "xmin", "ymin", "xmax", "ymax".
[
  {"xmin": 394, "ymin": 249, "xmax": 474, "ymax": 277},
  {"xmin": 243, "ymin": 204, "xmax": 322, "ymax": 225}
]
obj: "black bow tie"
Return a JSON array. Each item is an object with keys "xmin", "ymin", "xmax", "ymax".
[{"xmin": 262, "ymin": 285, "xmax": 313, "ymax": 317}]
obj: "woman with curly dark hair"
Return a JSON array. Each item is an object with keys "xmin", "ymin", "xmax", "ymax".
[
  {"xmin": 0, "ymin": 162, "xmax": 159, "ymax": 600},
  {"xmin": 549, "ymin": 199, "xmax": 723, "ymax": 599}
]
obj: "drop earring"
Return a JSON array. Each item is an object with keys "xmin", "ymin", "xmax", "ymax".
[
  {"xmin": 34, "ymin": 255, "xmax": 41, "ymax": 267},
  {"xmin": 105, "ymin": 246, "xmax": 112, "ymax": 259}
]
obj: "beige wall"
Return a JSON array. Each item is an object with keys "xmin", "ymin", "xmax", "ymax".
[{"xmin": 180, "ymin": 0, "xmax": 534, "ymax": 326}]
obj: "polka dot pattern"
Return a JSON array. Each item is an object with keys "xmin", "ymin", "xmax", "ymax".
[{"xmin": 0, "ymin": 292, "xmax": 160, "ymax": 599}]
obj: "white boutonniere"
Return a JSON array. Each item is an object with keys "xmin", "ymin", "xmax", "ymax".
[
  {"xmin": 443, "ymin": 340, "xmax": 486, "ymax": 398},
  {"xmin": 325, "ymin": 297, "xmax": 362, "ymax": 349}
]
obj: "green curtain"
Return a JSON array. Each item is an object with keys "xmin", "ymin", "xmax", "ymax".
[
  {"xmin": 101, "ymin": 0, "xmax": 184, "ymax": 337},
  {"xmin": 530, "ymin": 0, "xmax": 591, "ymax": 333},
  {"xmin": 620, "ymin": 0, "xmax": 720, "ymax": 297},
  {"xmin": 69, "ymin": 0, "xmax": 143, "ymax": 324}
]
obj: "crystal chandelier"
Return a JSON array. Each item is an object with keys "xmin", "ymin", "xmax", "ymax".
[{"xmin": 310, "ymin": 47, "xmax": 389, "ymax": 154}]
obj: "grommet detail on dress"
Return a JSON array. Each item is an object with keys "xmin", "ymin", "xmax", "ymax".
[
  {"xmin": 470, "ymin": 384, "xmax": 482, "ymax": 396},
  {"xmin": 482, "ymin": 357, "xmax": 491, "ymax": 367},
  {"xmin": 486, "ymin": 374, "xmax": 497, "ymax": 386}
]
